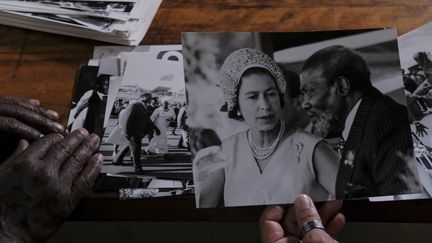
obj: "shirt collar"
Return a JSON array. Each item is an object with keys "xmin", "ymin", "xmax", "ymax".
[
  {"xmin": 96, "ymin": 91, "xmax": 105, "ymax": 99},
  {"xmin": 342, "ymin": 98, "xmax": 362, "ymax": 141}
]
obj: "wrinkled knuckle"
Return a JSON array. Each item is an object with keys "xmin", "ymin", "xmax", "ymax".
[
  {"xmin": 1, "ymin": 117, "xmax": 20, "ymax": 131},
  {"xmin": 4, "ymin": 105, "xmax": 30, "ymax": 122},
  {"xmin": 77, "ymin": 141, "xmax": 96, "ymax": 159},
  {"xmin": 45, "ymin": 133, "xmax": 63, "ymax": 143},
  {"xmin": 69, "ymin": 153, "xmax": 85, "ymax": 171},
  {"xmin": 53, "ymin": 142, "xmax": 72, "ymax": 157},
  {"xmin": 85, "ymin": 138, "xmax": 98, "ymax": 151},
  {"xmin": 300, "ymin": 209, "xmax": 318, "ymax": 223}
]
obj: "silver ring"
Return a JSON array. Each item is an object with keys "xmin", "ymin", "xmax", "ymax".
[{"xmin": 299, "ymin": 220, "xmax": 325, "ymax": 239}]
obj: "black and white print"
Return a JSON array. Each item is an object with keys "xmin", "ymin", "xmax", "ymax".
[
  {"xmin": 67, "ymin": 65, "xmax": 111, "ymax": 139},
  {"xmin": 183, "ymin": 29, "xmax": 421, "ymax": 208},
  {"xmin": 397, "ymin": 22, "xmax": 432, "ymax": 199},
  {"xmin": 92, "ymin": 45, "xmax": 193, "ymax": 198}
]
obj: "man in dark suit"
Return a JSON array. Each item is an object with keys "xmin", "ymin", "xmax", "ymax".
[
  {"xmin": 299, "ymin": 45, "xmax": 421, "ymax": 199},
  {"xmin": 123, "ymin": 92, "xmax": 160, "ymax": 173},
  {"xmin": 82, "ymin": 74, "xmax": 109, "ymax": 138}
]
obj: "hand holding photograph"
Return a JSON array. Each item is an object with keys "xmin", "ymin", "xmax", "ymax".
[{"xmin": 183, "ymin": 29, "xmax": 422, "ymax": 208}]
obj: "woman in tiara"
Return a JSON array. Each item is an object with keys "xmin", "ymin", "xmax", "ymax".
[{"xmin": 197, "ymin": 48, "xmax": 339, "ymax": 207}]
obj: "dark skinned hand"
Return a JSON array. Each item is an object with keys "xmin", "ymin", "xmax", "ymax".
[
  {"xmin": 260, "ymin": 194, "xmax": 345, "ymax": 243},
  {"xmin": 0, "ymin": 128, "xmax": 102, "ymax": 243},
  {"xmin": 0, "ymin": 96, "xmax": 65, "ymax": 161}
]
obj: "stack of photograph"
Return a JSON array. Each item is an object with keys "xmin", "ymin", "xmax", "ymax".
[
  {"xmin": 67, "ymin": 44, "xmax": 193, "ymax": 199},
  {"xmin": 0, "ymin": 0, "xmax": 162, "ymax": 45}
]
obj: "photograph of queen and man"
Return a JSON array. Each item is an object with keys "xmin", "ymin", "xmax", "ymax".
[{"xmin": 183, "ymin": 29, "xmax": 423, "ymax": 208}]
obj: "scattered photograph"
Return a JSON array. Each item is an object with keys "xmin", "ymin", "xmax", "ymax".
[
  {"xmin": 183, "ymin": 29, "xmax": 422, "ymax": 208},
  {"xmin": 92, "ymin": 46, "xmax": 193, "ymax": 197},
  {"xmin": 397, "ymin": 22, "xmax": 432, "ymax": 198}
]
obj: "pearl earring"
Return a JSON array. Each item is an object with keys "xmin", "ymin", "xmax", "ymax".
[{"xmin": 237, "ymin": 110, "xmax": 242, "ymax": 116}]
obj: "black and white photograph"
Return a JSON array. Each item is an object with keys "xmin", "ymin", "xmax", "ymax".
[
  {"xmin": 3, "ymin": 1, "xmax": 136, "ymax": 20},
  {"xmin": 93, "ymin": 45, "xmax": 193, "ymax": 198},
  {"xmin": 398, "ymin": 22, "xmax": 432, "ymax": 198},
  {"xmin": 183, "ymin": 29, "xmax": 422, "ymax": 208},
  {"xmin": 67, "ymin": 65, "xmax": 111, "ymax": 139}
]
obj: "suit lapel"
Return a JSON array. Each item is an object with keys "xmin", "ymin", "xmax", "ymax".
[{"xmin": 336, "ymin": 87, "xmax": 382, "ymax": 199}]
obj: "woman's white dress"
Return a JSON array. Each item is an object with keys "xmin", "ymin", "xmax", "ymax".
[
  {"xmin": 148, "ymin": 107, "xmax": 175, "ymax": 154},
  {"xmin": 222, "ymin": 129, "xmax": 331, "ymax": 207}
]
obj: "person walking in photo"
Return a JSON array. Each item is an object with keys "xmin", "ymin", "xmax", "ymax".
[{"xmin": 148, "ymin": 97, "xmax": 176, "ymax": 155}]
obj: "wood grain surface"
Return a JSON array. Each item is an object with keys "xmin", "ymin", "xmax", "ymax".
[{"xmin": 1, "ymin": 0, "xmax": 432, "ymax": 222}]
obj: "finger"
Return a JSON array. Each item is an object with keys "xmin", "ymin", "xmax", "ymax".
[
  {"xmin": 21, "ymin": 133, "xmax": 64, "ymax": 160},
  {"xmin": 0, "ymin": 104, "xmax": 64, "ymax": 134},
  {"xmin": 6, "ymin": 139, "xmax": 30, "ymax": 161},
  {"xmin": 318, "ymin": 200, "xmax": 343, "ymax": 226},
  {"xmin": 259, "ymin": 206, "xmax": 286, "ymax": 243},
  {"xmin": 295, "ymin": 194, "xmax": 321, "ymax": 227},
  {"xmin": 0, "ymin": 116, "xmax": 43, "ymax": 140},
  {"xmin": 326, "ymin": 213, "xmax": 346, "ymax": 239},
  {"xmin": 0, "ymin": 96, "xmax": 59, "ymax": 120},
  {"xmin": 43, "ymin": 128, "xmax": 89, "ymax": 172},
  {"xmin": 0, "ymin": 96, "xmax": 39, "ymax": 106},
  {"xmin": 60, "ymin": 134, "xmax": 100, "ymax": 187},
  {"xmin": 70, "ymin": 153, "xmax": 103, "ymax": 206},
  {"xmin": 295, "ymin": 194, "xmax": 333, "ymax": 242},
  {"xmin": 284, "ymin": 204, "xmax": 299, "ymax": 237}
]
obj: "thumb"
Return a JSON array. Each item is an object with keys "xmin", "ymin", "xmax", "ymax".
[
  {"xmin": 294, "ymin": 194, "xmax": 322, "ymax": 230},
  {"xmin": 9, "ymin": 139, "xmax": 30, "ymax": 158},
  {"xmin": 294, "ymin": 194, "xmax": 337, "ymax": 242}
]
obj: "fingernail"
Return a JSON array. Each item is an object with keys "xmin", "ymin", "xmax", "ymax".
[
  {"xmin": 77, "ymin": 128, "xmax": 89, "ymax": 136},
  {"xmin": 96, "ymin": 153, "xmax": 103, "ymax": 162},
  {"xmin": 95, "ymin": 153, "xmax": 104, "ymax": 169},
  {"xmin": 29, "ymin": 99, "xmax": 40, "ymax": 105},
  {"xmin": 297, "ymin": 195, "xmax": 313, "ymax": 210},
  {"xmin": 55, "ymin": 123, "xmax": 64, "ymax": 132},
  {"xmin": 89, "ymin": 134, "xmax": 100, "ymax": 146},
  {"xmin": 47, "ymin": 110, "xmax": 59, "ymax": 119}
]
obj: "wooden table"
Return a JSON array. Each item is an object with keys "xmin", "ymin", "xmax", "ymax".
[{"xmin": 1, "ymin": 0, "xmax": 432, "ymax": 223}]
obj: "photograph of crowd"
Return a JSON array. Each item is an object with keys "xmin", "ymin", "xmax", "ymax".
[
  {"xmin": 67, "ymin": 46, "xmax": 193, "ymax": 198},
  {"xmin": 398, "ymin": 23, "xmax": 432, "ymax": 197}
]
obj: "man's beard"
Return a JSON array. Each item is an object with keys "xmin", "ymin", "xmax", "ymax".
[{"xmin": 310, "ymin": 111, "xmax": 343, "ymax": 138}]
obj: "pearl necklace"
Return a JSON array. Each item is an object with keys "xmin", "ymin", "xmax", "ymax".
[{"xmin": 247, "ymin": 122, "xmax": 285, "ymax": 161}]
